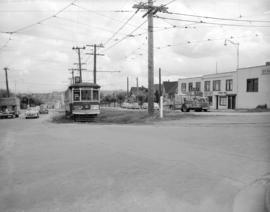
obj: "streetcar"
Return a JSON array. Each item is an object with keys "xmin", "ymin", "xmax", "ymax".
[{"xmin": 64, "ymin": 82, "xmax": 101, "ymax": 121}]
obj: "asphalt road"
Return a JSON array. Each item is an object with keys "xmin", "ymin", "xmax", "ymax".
[{"xmin": 0, "ymin": 112, "xmax": 270, "ymax": 212}]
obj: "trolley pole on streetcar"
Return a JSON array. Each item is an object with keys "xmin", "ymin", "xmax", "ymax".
[
  {"xmin": 68, "ymin": 68, "xmax": 86, "ymax": 84},
  {"xmin": 133, "ymin": 1, "xmax": 168, "ymax": 115},
  {"xmin": 72, "ymin": 46, "xmax": 85, "ymax": 83},
  {"xmin": 86, "ymin": 44, "xmax": 104, "ymax": 84}
]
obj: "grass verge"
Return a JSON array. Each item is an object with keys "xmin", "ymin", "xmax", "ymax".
[{"xmin": 50, "ymin": 108, "xmax": 198, "ymax": 124}]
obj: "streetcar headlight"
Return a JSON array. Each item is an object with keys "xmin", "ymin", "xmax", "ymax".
[
  {"xmin": 84, "ymin": 104, "xmax": 90, "ymax": 109},
  {"xmin": 91, "ymin": 105, "xmax": 99, "ymax": 110}
]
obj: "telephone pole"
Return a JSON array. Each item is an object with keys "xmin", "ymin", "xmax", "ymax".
[
  {"xmin": 159, "ymin": 67, "xmax": 162, "ymax": 96},
  {"xmin": 127, "ymin": 77, "xmax": 129, "ymax": 98},
  {"xmin": 72, "ymin": 46, "xmax": 85, "ymax": 83},
  {"xmin": 136, "ymin": 77, "xmax": 139, "ymax": 102},
  {"xmin": 133, "ymin": 1, "xmax": 168, "ymax": 115},
  {"xmin": 86, "ymin": 44, "xmax": 104, "ymax": 84},
  {"xmin": 68, "ymin": 68, "xmax": 76, "ymax": 84},
  {"xmin": 4, "ymin": 67, "xmax": 10, "ymax": 97}
]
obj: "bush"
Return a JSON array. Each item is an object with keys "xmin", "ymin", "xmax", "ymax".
[{"xmin": 256, "ymin": 104, "xmax": 267, "ymax": 109}]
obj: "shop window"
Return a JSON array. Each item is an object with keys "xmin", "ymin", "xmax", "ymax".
[
  {"xmin": 204, "ymin": 81, "xmax": 210, "ymax": 91},
  {"xmin": 213, "ymin": 80, "xmax": 221, "ymax": 91},
  {"xmin": 226, "ymin": 79, "xmax": 233, "ymax": 91},
  {"xmin": 219, "ymin": 96, "xmax": 227, "ymax": 106},
  {"xmin": 181, "ymin": 83, "xmax": 186, "ymax": 92},
  {"xmin": 73, "ymin": 90, "xmax": 80, "ymax": 101},
  {"xmin": 195, "ymin": 82, "xmax": 201, "ymax": 91},
  {"xmin": 247, "ymin": 78, "xmax": 258, "ymax": 92}
]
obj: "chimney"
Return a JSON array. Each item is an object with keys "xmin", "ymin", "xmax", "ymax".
[{"xmin": 266, "ymin": 62, "xmax": 270, "ymax": 66}]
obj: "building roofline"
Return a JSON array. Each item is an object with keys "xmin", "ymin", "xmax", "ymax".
[
  {"xmin": 178, "ymin": 71, "xmax": 236, "ymax": 81},
  {"xmin": 237, "ymin": 64, "xmax": 268, "ymax": 70},
  {"xmin": 203, "ymin": 71, "xmax": 236, "ymax": 77},
  {"xmin": 178, "ymin": 76, "xmax": 202, "ymax": 80}
]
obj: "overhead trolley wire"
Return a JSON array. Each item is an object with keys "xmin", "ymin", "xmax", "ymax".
[
  {"xmin": 103, "ymin": 20, "xmax": 147, "ymax": 52},
  {"xmin": 2, "ymin": 0, "xmax": 77, "ymax": 34},
  {"xmin": 103, "ymin": 9, "xmax": 140, "ymax": 46},
  {"xmin": 155, "ymin": 33, "xmax": 260, "ymax": 50},
  {"xmin": 154, "ymin": 15, "xmax": 270, "ymax": 28},
  {"xmin": 166, "ymin": 11, "xmax": 270, "ymax": 23}
]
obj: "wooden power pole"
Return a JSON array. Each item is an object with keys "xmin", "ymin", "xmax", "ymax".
[
  {"xmin": 72, "ymin": 46, "xmax": 85, "ymax": 83},
  {"xmin": 4, "ymin": 67, "xmax": 10, "ymax": 97},
  {"xmin": 127, "ymin": 77, "xmax": 129, "ymax": 97},
  {"xmin": 86, "ymin": 44, "xmax": 104, "ymax": 84},
  {"xmin": 159, "ymin": 67, "xmax": 162, "ymax": 96},
  {"xmin": 133, "ymin": 1, "xmax": 168, "ymax": 115}
]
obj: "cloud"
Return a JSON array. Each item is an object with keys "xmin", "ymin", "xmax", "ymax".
[{"xmin": 0, "ymin": 0, "xmax": 270, "ymax": 92}]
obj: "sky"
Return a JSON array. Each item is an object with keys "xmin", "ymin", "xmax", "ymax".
[{"xmin": 0, "ymin": 0, "xmax": 270, "ymax": 93}]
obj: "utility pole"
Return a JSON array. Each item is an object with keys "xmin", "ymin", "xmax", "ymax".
[
  {"xmin": 159, "ymin": 67, "xmax": 163, "ymax": 118},
  {"xmin": 159, "ymin": 68, "xmax": 162, "ymax": 97},
  {"xmin": 127, "ymin": 77, "xmax": 129, "ymax": 98},
  {"xmin": 68, "ymin": 68, "xmax": 76, "ymax": 84},
  {"xmin": 133, "ymin": 1, "xmax": 168, "ymax": 115},
  {"xmin": 4, "ymin": 67, "xmax": 10, "ymax": 97},
  {"xmin": 72, "ymin": 46, "xmax": 85, "ymax": 83},
  {"xmin": 86, "ymin": 44, "xmax": 104, "ymax": 84},
  {"xmin": 136, "ymin": 77, "xmax": 139, "ymax": 101}
]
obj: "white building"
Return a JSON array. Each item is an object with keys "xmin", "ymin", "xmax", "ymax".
[{"xmin": 178, "ymin": 62, "xmax": 270, "ymax": 110}]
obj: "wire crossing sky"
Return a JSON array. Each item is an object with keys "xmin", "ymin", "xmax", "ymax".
[{"xmin": 0, "ymin": 0, "xmax": 269, "ymax": 93}]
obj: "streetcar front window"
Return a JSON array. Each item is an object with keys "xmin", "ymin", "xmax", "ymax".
[
  {"xmin": 81, "ymin": 90, "xmax": 92, "ymax": 101},
  {"xmin": 93, "ymin": 90, "xmax": 99, "ymax": 101},
  {"xmin": 73, "ymin": 90, "xmax": 80, "ymax": 101}
]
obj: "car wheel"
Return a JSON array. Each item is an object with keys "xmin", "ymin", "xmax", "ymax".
[{"xmin": 182, "ymin": 105, "xmax": 188, "ymax": 112}]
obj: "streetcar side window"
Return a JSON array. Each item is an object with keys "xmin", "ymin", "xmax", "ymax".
[
  {"xmin": 73, "ymin": 90, "xmax": 80, "ymax": 101},
  {"xmin": 93, "ymin": 90, "xmax": 99, "ymax": 101},
  {"xmin": 81, "ymin": 90, "xmax": 92, "ymax": 101}
]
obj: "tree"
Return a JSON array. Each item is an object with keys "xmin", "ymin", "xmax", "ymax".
[
  {"xmin": 155, "ymin": 90, "xmax": 160, "ymax": 103},
  {"xmin": 0, "ymin": 89, "xmax": 14, "ymax": 98},
  {"xmin": 137, "ymin": 93, "xmax": 147, "ymax": 106},
  {"xmin": 116, "ymin": 92, "xmax": 126, "ymax": 106}
]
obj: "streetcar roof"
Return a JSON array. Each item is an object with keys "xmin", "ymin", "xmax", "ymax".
[{"xmin": 69, "ymin": 82, "xmax": 100, "ymax": 89}]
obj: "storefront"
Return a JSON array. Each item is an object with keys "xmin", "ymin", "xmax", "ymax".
[{"xmin": 178, "ymin": 62, "xmax": 270, "ymax": 110}]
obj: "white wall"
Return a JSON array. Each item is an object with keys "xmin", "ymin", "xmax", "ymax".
[
  {"xmin": 178, "ymin": 77, "xmax": 202, "ymax": 95},
  {"xmin": 237, "ymin": 65, "xmax": 270, "ymax": 108}
]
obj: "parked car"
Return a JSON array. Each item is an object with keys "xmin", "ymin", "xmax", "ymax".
[
  {"xmin": 0, "ymin": 109, "xmax": 18, "ymax": 119},
  {"xmin": 0, "ymin": 97, "xmax": 20, "ymax": 118},
  {"xmin": 121, "ymin": 102, "xmax": 130, "ymax": 109},
  {"xmin": 130, "ymin": 102, "xmax": 140, "ymax": 109},
  {"xmin": 142, "ymin": 102, "xmax": 159, "ymax": 110},
  {"xmin": 39, "ymin": 104, "xmax": 49, "ymax": 114},
  {"xmin": 25, "ymin": 108, "xmax": 39, "ymax": 119},
  {"xmin": 39, "ymin": 107, "xmax": 49, "ymax": 114}
]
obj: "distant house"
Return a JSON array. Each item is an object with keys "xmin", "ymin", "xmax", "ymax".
[
  {"xmin": 163, "ymin": 81, "xmax": 178, "ymax": 99},
  {"xmin": 130, "ymin": 86, "xmax": 148, "ymax": 96}
]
